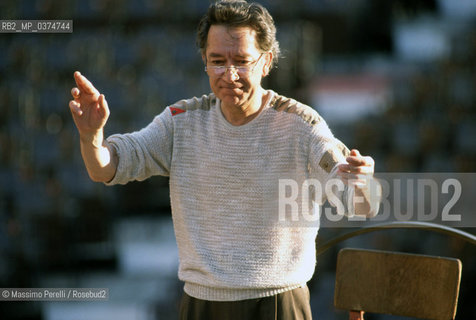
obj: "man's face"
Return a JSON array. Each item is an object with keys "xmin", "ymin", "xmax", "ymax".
[{"xmin": 204, "ymin": 25, "xmax": 268, "ymax": 110}]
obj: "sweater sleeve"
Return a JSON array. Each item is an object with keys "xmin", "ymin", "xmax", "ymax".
[
  {"xmin": 105, "ymin": 108, "xmax": 173, "ymax": 185},
  {"xmin": 308, "ymin": 120, "xmax": 355, "ymax": 216}
]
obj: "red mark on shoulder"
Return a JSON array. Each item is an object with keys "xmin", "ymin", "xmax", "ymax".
[{"xmin": 170, "ymin": 107, "xmax": 186, "ymax": 116}]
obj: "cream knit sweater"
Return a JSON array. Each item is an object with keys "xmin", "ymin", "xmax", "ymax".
[{"xmin": 106, "ymin": 90, "xmax": 353, "ymax": 301}]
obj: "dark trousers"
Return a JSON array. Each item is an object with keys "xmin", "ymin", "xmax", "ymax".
[{"xmin": 179, "ymin": 286, "xmax": 312, "ymax": 320}]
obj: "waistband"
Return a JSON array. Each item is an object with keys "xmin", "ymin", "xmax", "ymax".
[{"xmin": 183, "ymin": 282, "xmax": 305, "ymax": 302}]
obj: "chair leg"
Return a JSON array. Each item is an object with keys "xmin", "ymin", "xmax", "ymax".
[{"xmin": 349, "ymin": 310, "xmax": 364, "ymax": 320}]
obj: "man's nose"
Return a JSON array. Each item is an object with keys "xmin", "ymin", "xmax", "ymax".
[{"xmin": 223, "ymin": 67, "xmax": 240, "ymax": 82}]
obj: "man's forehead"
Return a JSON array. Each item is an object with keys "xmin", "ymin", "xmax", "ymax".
[{"xmin": 206, "ymin": 25, "xmax": 259, "ymax": 53}]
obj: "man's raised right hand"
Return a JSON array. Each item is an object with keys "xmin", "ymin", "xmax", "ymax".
[
  {"xmin": 69, "ymin": 71, "xmax": 110, "ymax": 139},
  {"xmin": 68, "ymin": 71, "xmax": 117, "ymax": 183}
]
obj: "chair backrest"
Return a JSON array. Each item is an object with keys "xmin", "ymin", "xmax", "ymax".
[{"xmin": 334, "ymin": 248, "xmax": 462, "ymax": 320}]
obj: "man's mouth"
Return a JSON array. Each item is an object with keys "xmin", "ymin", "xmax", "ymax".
[
  {"xmin": 221, "ymin": 86, "xmax": 243, "ymax": 93},
  {"xmin": 221, "ymin": 84, "xmax": 242, "ymax": 89}
]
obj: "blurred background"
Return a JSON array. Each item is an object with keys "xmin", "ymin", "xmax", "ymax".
[{"xmin": 0, "ymin": 0, "xmax": 475, "ymax": 319}]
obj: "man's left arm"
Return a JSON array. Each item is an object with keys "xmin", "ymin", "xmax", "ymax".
[{"xmin": 337, "ymin": 149, "xmax": 381, "ymax": 217}]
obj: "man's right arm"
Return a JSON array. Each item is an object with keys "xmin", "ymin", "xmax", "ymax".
[
  {"xmin": 78, "ymin": 129, "xmax": 118, "ymax": 183},
  {"xmin": 69, "ymin": 71, "xmax": 117, "ymax": 183}
]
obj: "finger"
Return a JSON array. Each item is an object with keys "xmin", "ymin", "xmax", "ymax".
[
  {"xmin": 71, "ymin": 87, "xmax": 80, "ymax": 99},
  {"xmin": 338, "ymin": 171, "xmax": 372, "ymax": 187},
  {"xmin": 346, "ymin": 155, "xmax": 374, "ymax": 167},
  {"xmin": 338, "ymin": 163, "xmax": 351, "ymax": 172},
  {"xmin": 346, "ymin": 155, "xmax": 365, "ymax": 166},
  {"xmin": 98, "ymin": 94, "xmax": 110, "ymax": 118},
  {"xmin": 347, "ymin": 149, "xmax": 368, "ymax": 166},
  {"xmin": 338, "ymin": 163, "xmax": 374, "ymax": 174},
  {"xmin": 69, "ymin": 100, "xmax": 83, "ymax": 116},
  {"xmin": 74, "ymin": 71, "xmax": 99, "ymax": 96}
]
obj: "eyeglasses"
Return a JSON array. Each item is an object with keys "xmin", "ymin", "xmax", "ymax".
[{"xmin": 205, "ymin": 53, "xmax": 265, "ymax": 77}]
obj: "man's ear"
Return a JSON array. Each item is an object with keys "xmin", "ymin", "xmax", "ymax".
[
  {"xmin": 201, "ymin": 53, "xmax": 207, "ymax": 64},
  {"xmin": 262, "ymin": 51, "xmax": 273, "ymax": 77}
]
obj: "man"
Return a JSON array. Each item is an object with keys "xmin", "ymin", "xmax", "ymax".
[{"xmin": 69, "ymin": 1, "xmax": 379, "ymax": 319}]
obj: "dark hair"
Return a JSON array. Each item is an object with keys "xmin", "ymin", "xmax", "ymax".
[{"xmin": 196, "ymin": 0, "xmax": 280, "ymax": 68}]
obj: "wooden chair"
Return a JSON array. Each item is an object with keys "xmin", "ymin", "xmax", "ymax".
[{"xmin": 334, "ymin": 248, "xmax": 462, "ymax": 320}]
